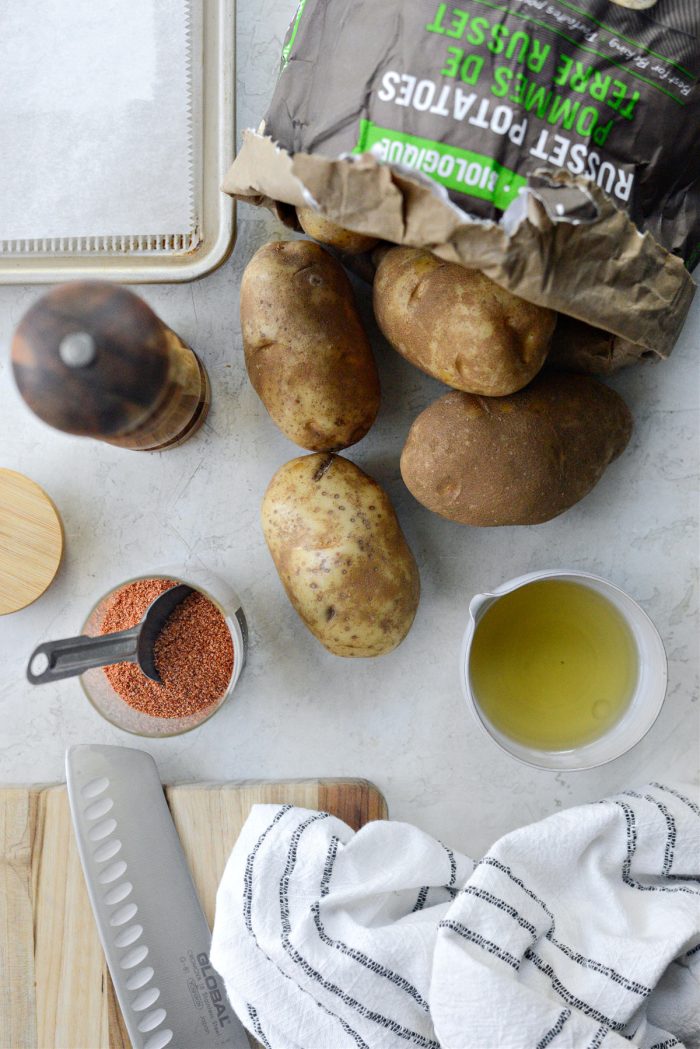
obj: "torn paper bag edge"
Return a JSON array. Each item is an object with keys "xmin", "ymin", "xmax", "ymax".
[{"xmin": 223, "ymin": 129, "xmax": 696, "ymax": 362}]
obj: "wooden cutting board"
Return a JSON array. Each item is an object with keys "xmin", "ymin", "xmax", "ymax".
[{"xmin": 0, "ymin": 779, "xmax": 387, "ymax": 1049}]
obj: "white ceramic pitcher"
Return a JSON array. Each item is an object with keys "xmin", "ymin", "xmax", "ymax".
[{"xmin": 460, "ymin": 569, "xmax": 668, "ymax": 771}]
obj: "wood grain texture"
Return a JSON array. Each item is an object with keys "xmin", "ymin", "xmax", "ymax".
[
  {"xmin": 11, "ymin": 282, "xmax": 169, "ymax": 439},
  {"xmin": 1, "ymin": 778, "xmax": 387, "ymax": 1048},
  {"xmin": 0, "ymin": 469, "xmax": 63, "ymax": 616},
  {"xmin": 11, "ymin": 283, "xmax": 210, "ymax": 451},
  {"xmin": 0, "ymin": 789, "xmax": 39, "ymax": 1049}
]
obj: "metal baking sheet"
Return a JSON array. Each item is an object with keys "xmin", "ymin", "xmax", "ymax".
[{"xmin": 0, "ymin": 0, "xmax": 235, "ymax": 284}]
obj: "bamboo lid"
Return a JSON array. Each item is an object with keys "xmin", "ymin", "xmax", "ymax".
[{"xmin": 0, "ymin": 470, "xmax": 64, "ymax": 615}]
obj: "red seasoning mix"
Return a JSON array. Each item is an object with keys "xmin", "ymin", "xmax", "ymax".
[{"xmin": 98, "ymin": 578, "xmax": 234, "ymax": 718}]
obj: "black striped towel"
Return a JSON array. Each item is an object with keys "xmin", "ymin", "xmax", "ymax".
[{"xmin": 211, "ymin": 783, "xmax": 700, "ymax": 1049}]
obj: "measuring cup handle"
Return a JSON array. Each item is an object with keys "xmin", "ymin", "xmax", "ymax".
[{"xmin": 27, "ymin": 627, "xmax": 141, "ymax": 685}]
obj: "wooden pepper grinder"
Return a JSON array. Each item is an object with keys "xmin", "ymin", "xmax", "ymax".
[{"xmin": 11, "ymin": 282, "xmax": 210, "ymax": 451}]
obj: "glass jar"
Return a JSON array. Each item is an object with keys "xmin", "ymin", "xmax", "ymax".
[{"xmin": 81, "ymin": 566, "xmax": 247, "ymax": 737}]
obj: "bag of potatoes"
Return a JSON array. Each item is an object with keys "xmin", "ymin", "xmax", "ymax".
[{"xmin": 225, "ymin": 0, "xmax": 698, "ymax": 368}]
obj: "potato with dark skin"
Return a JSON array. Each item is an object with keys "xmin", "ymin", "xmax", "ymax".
[
  {"xmin": 546, "ymin": 315, "xmax": 644, "ymax": 375},
  {"xmin": 374, "ymin": 247, "xmax": 556, "ymax": 397},
  {"xmin": 296, "ymin": 207, "xmax": 379, "ymax": 255},
  {"xmin": 262, "ymin": 453, "xmax": 420, "ymax": 657},
  {"xmin": 241, "ymin": 241, "xmax": 380, "ymax": 452},
  {"xmin": 400, "ymin": 373, "xmax": 632, "ymax": 526}
]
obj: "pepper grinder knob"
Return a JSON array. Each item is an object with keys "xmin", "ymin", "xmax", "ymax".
[
  {"xmin": 58, "ymin": 331, "xmax": 97, "ymax": 369},
  {"xmin": 11, "ymin": 281, "xmax": 210, "ymax": 451}
]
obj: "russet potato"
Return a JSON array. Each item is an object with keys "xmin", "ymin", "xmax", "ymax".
[
  {"xmin": 374, "ymin": 247, "xmax": 556, "ymax": 396},
  {"xmin": 296, "ymin": 207, "xmax": 379, "ymax": 255},
  {"xmin": 400, "ymin": 373, "xmax": 632, "ymax": 526},
  {"xmin": 241, "ymin": 240, "xmax": 380, "ymax": 452},
  {"xmin": 546, "ymin": 315, "xmax": 643, "ymax": 375},
  {"xmin": 262, "ymin": 453, "xmax": 420, "ymax": 657}
]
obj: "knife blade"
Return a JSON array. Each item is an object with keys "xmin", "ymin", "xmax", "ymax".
[{"xmin": 66, "ymin": 744, "xmax": 249, "ymax": 1049}]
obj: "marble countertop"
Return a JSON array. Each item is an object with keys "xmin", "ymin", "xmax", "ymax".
[{"xmin": 0, "ymin": 0, "xmax": 697, "ymax": 858}]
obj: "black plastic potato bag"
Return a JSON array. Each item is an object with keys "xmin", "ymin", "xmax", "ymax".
[{"xmin": 225, "ymin": 0, "xmax": 699, "ymax": 363}]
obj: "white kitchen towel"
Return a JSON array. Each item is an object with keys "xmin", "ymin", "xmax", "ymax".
[{"xmin": 211, "ymin": 783, "xmax": 700, "ymax": 1049}]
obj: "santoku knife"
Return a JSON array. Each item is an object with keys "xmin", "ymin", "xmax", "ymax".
[{"xmin": 66, "ymin": 744, "xmax": 249, "ymax": 1049}]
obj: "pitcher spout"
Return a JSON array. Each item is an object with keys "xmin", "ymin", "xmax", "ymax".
[{"xmin": 468, "ymin": 592, "xmax": 495, "ymax": 624}]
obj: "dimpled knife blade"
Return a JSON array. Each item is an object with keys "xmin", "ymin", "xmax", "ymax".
[{"xmin": 66, "ymin": 744, "xmax": 249, "ymax": 1049}]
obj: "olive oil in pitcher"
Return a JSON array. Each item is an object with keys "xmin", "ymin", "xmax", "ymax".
[{"xmin": 469, "ymin": 579, "xmax": 638, "ymax": 751}]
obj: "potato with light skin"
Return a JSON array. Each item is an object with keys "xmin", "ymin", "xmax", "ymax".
[
  {"xmin": 400, "ymin": 373, "xmax": 632, "ymax": 527},
  {"xmin": 241, "ymin": 241, "xmax": 380, "ymax": 452},
  {"xmin": 374, "ymin": 247, "xmax": 556, "ymax": 397},
  {"xmin": 262, "ymin": 453, "xmax": 420, "ymax": 657},
  {"xmin": 296, "ymin": 207, "xmax": 379, "ymax": 255}
]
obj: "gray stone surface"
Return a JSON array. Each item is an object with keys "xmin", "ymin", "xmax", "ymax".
[{"xmin": 0, "ymin": 0, "xmax": 697, "ymax": 856}]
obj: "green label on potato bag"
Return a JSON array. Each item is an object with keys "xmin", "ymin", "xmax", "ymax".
[
  {"xmin": 353, "ymin": 119, "xmax": 528, "ymax": 211},
  {"xmin": 270, "ymin": 0, "xmax": 700, "ymax": 262},
  {"xmin": 281, "ymin": 0, "xmax": 309, "ymax": 68}
]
